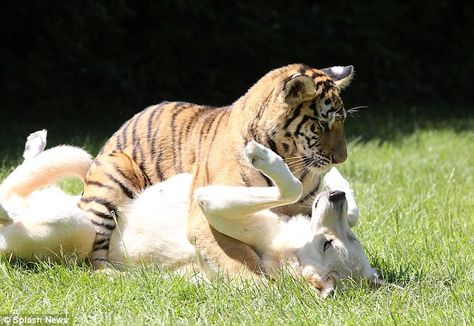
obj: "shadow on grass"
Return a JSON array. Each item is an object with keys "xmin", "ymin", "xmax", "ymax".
[
  {"xmin": 0, "ymin": 255, "xmax": 91, "ymax": 273},
  {"xmin": 368, "ymin": 253, "xmax": 426, "ymax": 287}
]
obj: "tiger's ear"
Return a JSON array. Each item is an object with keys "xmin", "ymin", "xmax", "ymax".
[
  {"xmin": 282, "ymin": 74, "xmax": 317, "ymax": 105},
  {"xmin": 321, "ymin": 65, "xmax": 354, "ymax": 90}
]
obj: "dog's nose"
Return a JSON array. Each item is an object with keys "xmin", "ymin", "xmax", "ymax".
[{"xmin": 329, "ymin": 190, "xmax": 345, "ymax": 202}]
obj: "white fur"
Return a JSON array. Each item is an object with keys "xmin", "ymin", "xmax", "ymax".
[
  {"xmin": 331, "ymin": 66, "xmax": 345, "ymax": 75},
  {"xmin": 323, "ymin": 167, "xmax": 359, "ymax": 226},
  {"xmin": 0, "ymin": 131, "xmax": 378, "ymax": 296},
  {"xmin": 196, "ymin": 141, "xmax": 376, "ymax": 294},
  {"xmin": 0, "ymin": 132, "xmax": 94, "ymax": 261},
  {"xmin": 109, "ymin": 174, "xmax": 197, "ymax": 268}
]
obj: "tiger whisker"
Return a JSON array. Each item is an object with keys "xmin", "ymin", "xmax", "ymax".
[
  {"xmin": 287, "ymin": 161, "xmax": 307, "ymax": 170},
  {"xmin": 292, "ymin": 164, "xmax": 310, "ymax": 179},
  {"xmin": 294, "ymin": 162, "xmax": 312, "ymax": 179},
  {"xmin": 286, "ymin": 159, "xmax": 308, "ymax": 169},
  {"xmin": 346, "ymin": 105, "xmax": 369, "ymax": 119},
  {"xmin": 286, "ymin": 160, "xmax": 306, "ymax": 167},
  {"xmin": 347, "ymin": 105, "xmax": 369, "ymax": 112},
  {"xmin": 284, "ymin": 157, "xmax": 306, "ymax": 163}
]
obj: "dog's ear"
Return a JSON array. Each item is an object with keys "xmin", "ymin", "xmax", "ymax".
[
  {"xmin": 320, "ymin": 277, "xmax": 335, "ymax": 298},
  {"xmin": 368, "ymin": 276, "xmax": 404, "ymax": 290},
  {"xmin": 368, "ymin": 276, "xmax": 385, "ymax": 288}
]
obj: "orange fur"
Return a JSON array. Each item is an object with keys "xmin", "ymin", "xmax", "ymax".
[{"xmin": 80, "ymin": 63, "xmax": 355, "ymax": 272}]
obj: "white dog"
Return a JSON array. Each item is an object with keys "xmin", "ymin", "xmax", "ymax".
[{"xmin": 0, "ymin": 131, "xmax": 382, "ymax": 297}]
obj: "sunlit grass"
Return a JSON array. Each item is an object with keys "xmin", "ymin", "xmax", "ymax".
[{"xmin": 0, "ymin": 113, "xmax": 473, "ymax": 324}]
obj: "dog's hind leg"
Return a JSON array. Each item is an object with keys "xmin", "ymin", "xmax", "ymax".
[{"xmin": 23, "ymin": 129, "xmax": 48, "ymax": 162}]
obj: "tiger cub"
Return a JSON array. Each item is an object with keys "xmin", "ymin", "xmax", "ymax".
[{"xmin": 79, "ymin": 64, "xmax": 355, "ymax": 274}]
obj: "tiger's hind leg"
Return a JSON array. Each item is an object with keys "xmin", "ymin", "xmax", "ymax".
[{"xmin": 79, "ymin": 151, "xmax": 148, "ymax": 269}]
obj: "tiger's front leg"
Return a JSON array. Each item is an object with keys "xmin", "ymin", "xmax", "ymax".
[{"xmin": 79, "ymin": 151, "xmax": 148, "ymax": 269}]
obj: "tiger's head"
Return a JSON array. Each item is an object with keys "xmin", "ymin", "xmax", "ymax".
[{"xmin": 242, "ymin": 64, "xmax": 354, "ymax": 177}]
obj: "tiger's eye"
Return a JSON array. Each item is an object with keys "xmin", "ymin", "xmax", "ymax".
[{"xmin": 324, "ymin": 99, "xmax": 331, "ymax": 105}]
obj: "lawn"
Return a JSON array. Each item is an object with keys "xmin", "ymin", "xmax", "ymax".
[{"xmin": 0, "ymin": 107, "xmax": 473, "ymax": 325}]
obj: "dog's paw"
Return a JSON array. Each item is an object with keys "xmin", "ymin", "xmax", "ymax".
[
  {"xmin": 244, "ymin": 140, "xmax": 283, "ymax": 173},
  {"xmin": 23, "ymin": 129, "xmax": 47, "ymax": 161},
  {"xmin": 347, "ymin": 207, "xmax": 359, "ymax": 227}
]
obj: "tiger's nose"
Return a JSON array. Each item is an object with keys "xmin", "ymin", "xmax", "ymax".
[{"xmin": 331, "ymin": 151, "xmax": 347, "ymax": 164}]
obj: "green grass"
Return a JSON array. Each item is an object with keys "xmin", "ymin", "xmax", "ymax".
[{"xmin": 1, "ymin": 110, "xmax": 473, "ymax": 324}]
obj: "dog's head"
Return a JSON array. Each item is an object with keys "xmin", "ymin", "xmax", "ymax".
[{"xmin": 297, "ymin": 190, "xmax": 382, "ymax": 297}]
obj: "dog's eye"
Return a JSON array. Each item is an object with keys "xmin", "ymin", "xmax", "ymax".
[
  {"xmin": 313, "ymin": 198, "xmax": 320, "ymax": 208},
  {"xmin": 323, "ymin": 239, "xmax": 333, "ymax": 252}
]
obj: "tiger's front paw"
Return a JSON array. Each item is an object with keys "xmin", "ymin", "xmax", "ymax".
[{"xmin": 244, "ymin": 140, "xmax": 284, "ymax": 175}]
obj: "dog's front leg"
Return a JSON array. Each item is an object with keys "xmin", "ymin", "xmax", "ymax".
[
  {"xmin": 195, "ymin": 141, "xmax": 302, "ymax": 221},
  {"xmin": 322, "ymin": 167, "xmax": 359, "ymax": 227}
]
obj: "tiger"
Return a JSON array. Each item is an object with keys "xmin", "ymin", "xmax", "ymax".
[{"xmin": 79, "ymin": 63, "xmax": 355, "ymax": 274}]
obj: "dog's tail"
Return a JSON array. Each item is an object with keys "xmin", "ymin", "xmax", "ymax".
[{"xmin": 0, "ymin": 145, "xmax": 93, "ymax": 202}]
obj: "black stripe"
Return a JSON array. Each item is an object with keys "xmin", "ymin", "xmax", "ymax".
[
  {"xmin": 310, "ymin": 102, "xmax": 318, "ymax": 115},
  {"xmin": 120, "ymin": 119, "xmax": 133, "ymax": 150},
  {"xmin": 92, "ymin": 160, "xmax": 102, "ymax": 167},
  {"xmin": 116, "ymin": 134, "xmax": 123, "ymax": 151},
  {"xmin": 299, "ymin": 176, "xmax": 321, "ymax": 203},
  {"xmin": 93, "ymin": 241, "xmax": 110, "ymax": 251},
  {"xmin": 155, "ymin": 147, "xmax": 164, "ymax": 181},
  {"xmin": 207, "ymin": 110, "xmax": 226, "ymax": 151},
  {"xmin": 146, "ymin": 105, "xmax": 161, "ymax": 142},
  {"xmin": 295, "ymin": 115, "xmax": 310, "ymax": 135},
  {"xmin": 85, "ymin": 180, "xmax": 114, "ymax": 190},
  {"xmin": 315, "ymin": 79, "xmax": 331, "ymax": 88},
  {"xmin": 178, "ymin": 110, "xmax": 201, "ymax": 171},
  {"xmin": 140, "ymin": 163, "xmax": 152, "ymax": 186},
  {"xmin": 111, "ymin": 162, "xmax": 134, "ymax": 184},
  {"xmin": 105, "ymin": 173, "xmax": 135, "ymax": 200},
  {"xmin": 260, "ymin": 172, "xmax": 273, "ymax": 187},
  {"xmin": 87, "ymin": 208, "xmax": 114, "ymax": 220},
  {"xmin": 170, "ymin": 104, "xmax": 188, "ymax": 173},
  {"xmin": 255, "ymin": 92, "xmax": 272, "ymax": 121},
  {"xmin": 131, "ymin": 113, "xmax": 141, "ymax": 162},
  {"xmin": 196, "ymin": 110, "xmax": 218, "ymax": 160},
  {"xmin": 94, "ymin": 239, "xmax": 109, "ymax": 247},
  {"xmin": 283, "ymin": 103, "xmax": 303, "ymax": 129},
  {"xmin": 240, "ymin": 170, "xmax": 252, "ymax": 187},
  {"xmin": 149, "ymin": 108, "xmax": 167, "ymax": 181},
  {"xmin": 298, "ymin": 65, "xmax": 310, "ymax": 74},
  {"xmin": 205, "ymin": 165, "xmax": 210, "ymax": 184},
  {"xmin": 80, "ymin": 196, "xmax": 117, "ymax": 213},
  {"xmin": 90, "ymin": 219, "xmax": 115, "ymax": 230},
  {"xmin": 97, "ymin": 230, "xmax": 112, "ymax": 237},
  {"xmin": 299, "ymin": 169, "xmax": 311, "ymax": 181},
  {"xmin": 249, "ymin": 126, "xmax": 260, "ymax": 143},
  {"xmin": 138, "ymin": 137, "xmax": 146, "ymax": 168},
  {"xmin": 150, "ymin": 106, "xmax": 166, "ymax": 154},
  {"xmin": 267, "ymin": 137, "xmax": 278, "ymax": 155}
]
